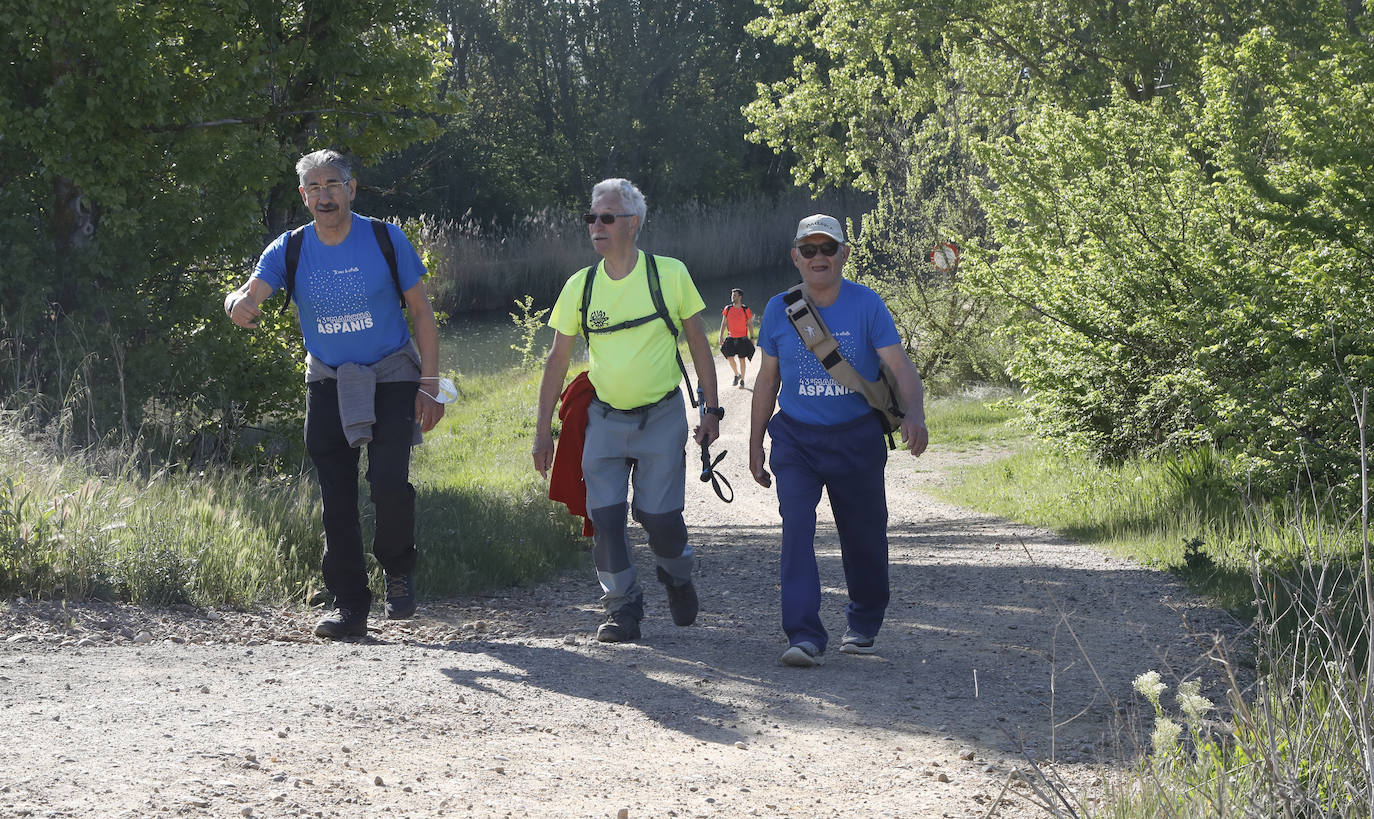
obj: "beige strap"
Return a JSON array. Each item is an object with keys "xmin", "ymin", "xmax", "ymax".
[{"xmin": 781, "ymin": 284, "xmax": 906, "ymax": 434}]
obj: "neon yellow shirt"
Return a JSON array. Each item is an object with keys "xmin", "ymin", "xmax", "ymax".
[{"xmin": 549, "ymin": 252, "xmax": 705, "ymax": 410}]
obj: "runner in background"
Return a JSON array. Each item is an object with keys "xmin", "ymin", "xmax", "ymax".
[{"xmin": 718, "ymin": 288, "xmax": 756, "ymax": 388}]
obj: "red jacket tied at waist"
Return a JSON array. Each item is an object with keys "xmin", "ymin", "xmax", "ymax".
[{"xmin": 548, "ymin": 370, "xmax": 595, "ymax": 536}]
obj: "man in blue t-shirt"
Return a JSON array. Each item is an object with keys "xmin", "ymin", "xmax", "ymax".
[
  {"xmin": 224, "ymin": 149, "xmax": 445, "ymax": 640},
  {"xmin": 749, "ymin": 214, "xmax": 928, "ymax": 668}
]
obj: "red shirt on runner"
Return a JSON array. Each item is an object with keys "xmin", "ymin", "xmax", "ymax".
[{"xmin": 722, "ymin": 304, "xmax": 753, "ymax": 338}]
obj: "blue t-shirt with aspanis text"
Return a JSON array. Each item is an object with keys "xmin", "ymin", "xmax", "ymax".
[
  {"xmin": 758, "ymin": 279, "xmax": 901, "ymax": 426},
  {"xmin": 252, "ymin": 214, "xmax": 424, "ymax": 368}
]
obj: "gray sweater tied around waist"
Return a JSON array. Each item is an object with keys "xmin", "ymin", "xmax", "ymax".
[{"xmin": 305, "ymin": 344, "xmax": 423, "ymax": 448}]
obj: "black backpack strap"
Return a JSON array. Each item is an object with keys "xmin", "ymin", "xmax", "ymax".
[
  {"xmin": 282, "ymin": 218, "xmax": 403, "ymax": 312},
  {"xmin": 367, "ymin": 216, "xmax": 404, "ymax": 306},
  {"xmin": 577, "ymin": 254, "xmax": 696, "ymax": 407},
  {"xmin": 280, "ymin": 226, "xmax": 307, "ymax": 311},
  {"xmin": 646, "ymin": 255, "xmax": 695, "ymax": 406},
  {"xmin": 644, "ymin": 255, "xmax": 678, "ymax": 338},
  {"xmin": 578, "ymin": 261, "xmax": 599, "ymax": 339}
]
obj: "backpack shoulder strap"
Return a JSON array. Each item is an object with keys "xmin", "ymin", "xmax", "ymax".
[
  {"xmin": 281, "ymin": 218, "xmax": 403, "ymax": 311},
  {"xmin": 645, "ymin": 255, "xmax": 678, "ymax": 338},
  {"xmin": 578, "ymin": 261, "xmax": 599, "ymax": 339},
  {"xmin": 648, "ymin": 254, "xmax": 695, "ymax": 405},
  {"xmin": 578, "ymin": 254, "xmax": 696, "ymax": 406},
  {"xmin": 367, "ymin": 216, "xmax": 404, "ymax": 306},
  {"xmin": 280, "ymin": 226, "xmax": 307, "ymax": 312}
]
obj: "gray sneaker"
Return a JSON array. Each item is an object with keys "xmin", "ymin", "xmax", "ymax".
[
  {"xmin": 839, "ymin": 630, "xmax": 877, "ymax": 655},
  {"xmin": 780, "ymin": 641, "xmax": 824, "ymax": 667}
]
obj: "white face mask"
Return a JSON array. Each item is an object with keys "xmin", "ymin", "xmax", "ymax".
[{"xmin": 419, "ymin": 376, "xmax": 459, "ymax": 404}]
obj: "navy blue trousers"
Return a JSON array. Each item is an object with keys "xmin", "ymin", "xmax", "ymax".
[
  {"xmin": 305, "ymin": 379, "xmax": 418, "ymax": 611},
  {"xmin": 768, "ymin": 410, "xmax": 889, "ymax": 652}
]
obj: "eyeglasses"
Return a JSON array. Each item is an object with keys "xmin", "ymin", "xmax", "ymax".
[
  {"xmin": 303, "ymin": 181, "xmax": 349, "ymax": 199},
  {"xmin": 583, "ymin": 213, "xmax": 635, "ymax": 225},
  {"xmin": 796, "ymin": 241, "xmax": 841, "ymax": 258}
]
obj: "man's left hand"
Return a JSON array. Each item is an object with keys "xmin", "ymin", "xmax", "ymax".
[
  {"xmin": 693, "ymin": 414, "xmax": 720, "ymax": 446},
  {"xmin": 416, "ymin": 390, "xmax": 445, "ymax": 433},
  {"xmin": 902, "ymin": 419, "xmax": 928, "ymax": 457}
]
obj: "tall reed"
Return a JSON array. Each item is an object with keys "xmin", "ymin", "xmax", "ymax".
[{"xmin": 419, "ymin": 190, "xmax": 867, "ymax": 314}]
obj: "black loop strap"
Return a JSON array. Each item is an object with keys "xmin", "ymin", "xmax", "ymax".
[{"xmin": 699, "ymin": 445, "xmax": 733, "ymax": 503}]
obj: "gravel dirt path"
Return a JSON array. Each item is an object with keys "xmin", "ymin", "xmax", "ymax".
[{"xmin": 0, "ymin": 360, "xmax": 1244, "ymax": 818}]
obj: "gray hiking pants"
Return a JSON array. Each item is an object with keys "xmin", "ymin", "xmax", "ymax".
[{"xmin": 583, "ymin": 389, "xmax": 693, "ymax": 619}]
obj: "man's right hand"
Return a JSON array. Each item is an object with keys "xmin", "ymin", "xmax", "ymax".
[
  {"xmin": 749, "ymin": 445, "xmax": 771, "ymax": 488},
  {"xmin": 226, "ymin": 291, "xmax": 262, "ymax": 329},
  {"xmin": 532, "ymin": 431, "xmax": 555, "ymax": 478}
]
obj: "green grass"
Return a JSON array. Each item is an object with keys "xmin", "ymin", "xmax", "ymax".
[
  {"xmin": 409, "ymin": 366, "xmax": 587, "ymax": 598},
  {"xmin": 0, "ymin": 366, "xmax": 587, "ymax": 607},
  {"xmin": 929, "ymin": 395, "xmax": 1361, "ymax": 616},
  {"xmin": 924, "ymin": 389, "xmax": 1027, "ymax": 449},
  {"xmin": 926, "ymin": 394, "xmax": 1374, "ymax": 816}
]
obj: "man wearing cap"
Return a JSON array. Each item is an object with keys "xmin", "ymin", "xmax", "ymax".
[
  {"xmin": 748, "ymin": 214, "xmax": 928, "ymax": 667},
  {"xmin": 224, "ymin": 148, "xmax": 445, "ymax": 640},
  {"xmin": 532, "ymin": 177, "xmax": 720, "ymax": 643}
]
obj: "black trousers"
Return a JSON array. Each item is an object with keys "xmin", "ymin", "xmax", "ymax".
[{"xmin": 305, "ymin": 379, "xmax": 418, "ymax": 610}]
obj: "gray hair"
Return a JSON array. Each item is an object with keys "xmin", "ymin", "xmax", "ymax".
[
  {"xmin": 296, "ymin": 149, "xmax": 352, "ymax": 185},
  {"xmin": 590, "ymin": 178, "xmax": 647, "ymax": 228}
]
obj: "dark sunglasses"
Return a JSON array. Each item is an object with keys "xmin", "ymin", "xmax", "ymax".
[
  {"xmin": 583, "ymin": 212, "xmax": 635, "ymax": 225},
  {"xmin": 796, "ymin": 241, "xmax": 841, "ymax": 258}
]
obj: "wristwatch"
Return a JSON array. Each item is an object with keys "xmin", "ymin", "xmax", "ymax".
[{"xmin": 703, "ymin": 406, "xmax": 724, "ymax": 419}]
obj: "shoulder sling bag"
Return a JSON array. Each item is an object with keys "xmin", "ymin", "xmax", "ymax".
[{"xmin": 780, "ymin": 283, "xmax": 908, "ymax": 449}]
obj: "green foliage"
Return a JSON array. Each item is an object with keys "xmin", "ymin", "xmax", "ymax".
[
  {"xmin": 374, "ymin": 0, "xmax": 799, "ymax": 222},
  {"xmin": 508, "ymin": 295, "xmax": 551, "ymax": 371},
  {"xmin": 923, "ymin": 391, "xmax": 1027, "ymax": 448},
  {"xmin": 970, "ymin": 96, "xmax": 1222, "ymax": 461},
  {"xmin": 744, "ymin": 0, "xmax": 1216, "ymax": 191},
  {"xmin": 1117, "ymin": 571, "xmax": 1374, "ymax": 816},
  {"xmin": 746, "ymin": 0, "xmax": 1374, "ymax": 495},
  {"xmin": 409, "ymin": 366, "xmax": 586, "ymax": 597},
  {"xmin": 847, "ymin": 107, "xmax": 1009, "ymax": 393},
  {"xmin": 0, "ymin": 0, "xmax": 453, "ymax": 446},
  {"xmin": 0, "ymin": 361, "xmax": 587, "ymax": 605}
]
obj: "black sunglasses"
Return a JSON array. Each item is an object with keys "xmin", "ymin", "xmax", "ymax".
[
  {"xmin": 583, "ymin": 212, "xmax": 635, "ymax": 225},
  {"xmin": 796, "ymin": 241, "xmax": 841, "ymax": 258}
]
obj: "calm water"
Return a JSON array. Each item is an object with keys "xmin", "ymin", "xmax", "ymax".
[{"xmin": 438, "ymin": 264, "xmax": 800, "ymax": 376}]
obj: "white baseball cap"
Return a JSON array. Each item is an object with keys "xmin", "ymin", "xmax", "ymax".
[{"xmin": 794, "ymin": 214, "xmax": 845, "ymax": 243}]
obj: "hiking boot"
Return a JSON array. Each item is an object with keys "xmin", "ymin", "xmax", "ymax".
[
  {"xmin": 656, "ymin": 567, "xmax": 698, "ymax": 626},
  {"xmin": 384, "ymin": 573, "xmax": 417, "ymax": 620},
  {"xmin": 839, "ymin": 630, "xmax": 878, "ymax": 655},
  {"xmin": 314, "ymin": 607, "xmax": 368, "ymax": 640},
  {"xmin": 780, "ymin": 641, "xmax": 824, "ymax": 667},
  {"xmin": 596, "ymin": 611, "xmax": 641, "ymax": 643}
]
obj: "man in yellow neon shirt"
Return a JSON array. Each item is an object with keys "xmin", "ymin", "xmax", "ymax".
[{"xmin": 532, "ymin": 178, "xmax": 721, "ymax": 642}]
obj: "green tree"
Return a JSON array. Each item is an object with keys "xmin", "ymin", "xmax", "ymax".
[
  {"xmin": 376, "ymin": 0, "xmax": 798, "ymax": 224},
  {"xmin": 746, "ymin": 0, "xmax": 1374, "ymax": 493},
  {"xmin": 0, "ymin": 0, "xmax": 451, "ymax": 448}
]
